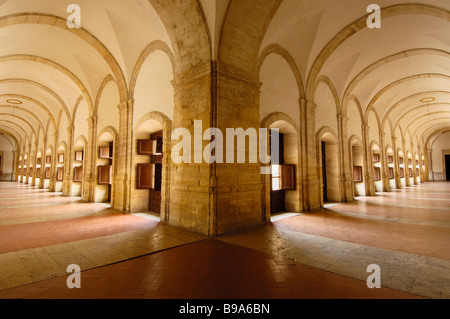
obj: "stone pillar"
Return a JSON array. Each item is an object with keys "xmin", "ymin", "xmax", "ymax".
[
  {"xmin": 362, "ymin": 124, "xmax": 375, "ymax": 196},
  {"xmin": 49, "ymin": 133, "xmax": 59, "ymax": 192},
  {"xmin": 402, "ymin": 139, "xmax": 410, "ymax": 186},
  {"xmin": 114, "ymin": 100, "xmax": 134, "ymax": 212},
  {"xmin": 392, "ymin": 137, "xmax": 400, "ymax": 189},
  {"xmin": 338, "ymin": 114, "xmax": 353, "ymax": 201},
  {"xmin": 31, "ymin": 140, "xmax": 38, "ymax": 186},
  {"xmin": 39, "ymin": 137, "xmax": 47, "ymax": 189},
  {"xmin": 379, "ymin": 132, "xmax": 389, "ymax": 192},
  {"xmin": 300, "ymin": 99, "xmax": 320, "ymax": 210},
  {"xmin": 63, "ymin": 126, "xmax": 74, "ymax": 196},
  {"xmin": 18, "ymin": 146, "xmax": 23, "ymax": 183},
  {"xmin": 82, "ymin": 116, "xmax": 98, "ymax": 202},
  {"xmin": 24, "ymin": 143, "xmax": 31, "ymax": 185},
  {"xmin": 11, "ymin": 150, "xmax": 17, "ymax": 182},
  {"xmin": 411, "ymin": 143, "xmax": 418, "ymax": 185},
  {"xmin": 214, "ymin": 61, "xmax": 264, "ymax": 235},
  {"xmin": 169, "ymin": 62, "xmax": 215, "ymax": 236},
  {"xmin": 424, "ymin": 147, "xmax": 430, "ymax": 182}
]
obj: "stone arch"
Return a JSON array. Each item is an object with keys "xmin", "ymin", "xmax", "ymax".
[
  {"xmin": 148, "ymin": 0, "xmax": 211, "ymax": 75},
  {"xmin": 349, "ymin": 134, "xmax": 365, "ymax": 197},
  {"xmin": 316, "ymin": 126, "xmax": 342, "ymax": 204},
  {"xmin": 93, "ymin": 75, "xmax": 117, "ymax": 116},
  {"xmin": 261, "ymin": 112, "xmax": 302, "ymax": 220},
  {"xmin": 342, "ymin": 48, "xmax": 450, "ymax": 116},
  {"xmin": 365, "ymin": 74, "xmax": 450, "ymax": 123},
  {"xmin": 94, "ymin": 126, "xmax": 119, "ymax": 205},
  {"xmin": 305, "ymin": 3, "xmax": 450, "ymax": 102},
  {"xmin": 219, "ymin": 0, "xmax": 283, "ymax": 76},
  {"xmin": 257, "ymin": 43, "xmax": 305, "ymax": 99},
  {"xmin": 0, "ymin": 54, "xmax": 93, "ymax": 118},
  {"xmin": 0, "ymin": 13, "xmax": 127, "ymax": 102},
  {"xmin": 316, "ymin": 75, "xmax": 341, "ymax": 116},
  {"xmin": 0, "ymin": 78, "xmax": 71, "ymax": 125},
  {"xmin": 131, "ymin": 111, "xmax": 172, "ymax": 222},
  {"xmin": 129, "ymin": 40, "xmax": 176, "ymax": 99}
]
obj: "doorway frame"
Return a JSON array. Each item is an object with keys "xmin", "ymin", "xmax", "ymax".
[{"xmin": 442, "ymin": 149, "xmax": 450, "ymax": 181}]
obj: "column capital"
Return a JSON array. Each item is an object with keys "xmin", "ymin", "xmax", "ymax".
[
  {"xmin": 362, "ymin": 124, "xmax": 370, "ymax": 133},
  {"xmin": 66, "ymin": 125, "xmax": 75, "ymax": 135},
  {"xmin": 118, "ymin": 100, "xmax": 134, "ymax": 113},
  {"xmin": 300, "ymin": 99, "xmax": 317, "ymax": 113},
  {"xmin": 87, "ymin": 115, "xmax": 98, "ymax": 128},
  {"xmin": 338, "ymin": 114, "xmax": 349, "ymax": 125}
]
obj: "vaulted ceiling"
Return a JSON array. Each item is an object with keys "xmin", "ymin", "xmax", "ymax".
[{"xmin": 0, "ymin": 0, "xmax": 448, "ymax": 152}]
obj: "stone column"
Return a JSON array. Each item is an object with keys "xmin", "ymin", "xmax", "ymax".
[
  {"xmin": 114, "ymin": 100, "xmax": 134, "ymax": 212},
  {"xmin": 379, "ymin": 131, "xmax": 389, "ymax": 192},
  {"xmin": 214, "ymin": 61, "xmax": 264, "ymax": 235},
  {"xmin": 338, "ymin": 114, "xmax": 353, "ymax": 201},
  {"xmin": 392, "ymin": 137, "xmax": 401, "ymax": 189},
  {"xmin": 11, "ymin": 150, "xmax": 17, "ymax": 182},
  {"xmin": 24, "ymin": 143, "xmax": 31, "ymax": 185},
  {"xmin": 168, "ymin": 62, "xmax": 216, "ymax": 236},
  {"xmin": 424, "ymin": 147, "xmax": 430, "ymax": 182},
  {"xmin": 82, "ymin": 116, "xmax": 98, "ymax": 202},
  {"xmin": 362, "ymin": 124, "xmax": 375, "ymax": 196},
  {"xmin": 31, "ymin": 140, "xmax": 38, "ymax": 186},
  {"xmin": 402, "ymin": 139, "xmax": 410, "ymax": 186},
  {"xmin": 411, "ymin": 143, "xmax": 418, "ymax": 185},
  {"xmin": 49, "ymin": 133, "xmax": 59, "ymax": 192},
  {"xmin": 300, "ymin": 99, "xmax": 321, "ymax": 210},
  {"xmin": 63, "ymin": 126, "xmax": 74, "ymax": 196},
  {"xmin": 39, "ymin": 137, "xmax": 47, "ymax": 189},
  {"xmin": 18, "ymin": 146, "xmax": 24, "ymax": 183}
]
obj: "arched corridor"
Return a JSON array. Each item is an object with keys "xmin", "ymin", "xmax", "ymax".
[{"xmin": 0, "ymin": 0, "xmax": 449, "ymax": 301}]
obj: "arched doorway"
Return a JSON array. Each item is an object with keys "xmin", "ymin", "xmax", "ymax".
[
  {"xmin": 55, "ymin": 144, "xmax": 65, "ymax": 193},
  {"xmin": 350, "ymin": 137, "xmax": 365, "ymax": 196},
  {"xmin": 72, "ymin": 138, "xmax": 86, "ymax": 197},
  {"xmin": 372, "ymin": 143, "xmax": 383, "ymax": 193},
  {"xmin": 131, "ymin": 113, "xmax": 171, "ymax": 223},
  {"xmin": 318, "ymin": 129, "xmax": 341, "ymax": 204},
  {"xmin": 386, "ymin": 147, "xmax": 396, "ymax": 189},
  {"xmin": 95, "ymin": 129, "xmax": 117, "ymax": 206},
  {"xmin": 43, "ymin": 148, "xmax": 52, "ymax": 189},
  {"xmin": 398, "ymin": 149, "xmax": 406, "ymax": 188},
  {"xmin": 261, "ymin": 116, "xmax": 301, "ymax": 218}
]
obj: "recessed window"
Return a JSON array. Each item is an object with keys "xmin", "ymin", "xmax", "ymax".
[
  {"xmin": 353, "ymin": 166, "xmax": 363, "ymax": 183},
  {"xmin": 374, "ymin": 167, "xmax": 381, "ymax": 181},
  {"xmin": 271, "ymin": 164, "xmax": 295, "ymax": 191},
  {"xmin": 373, "ymin": 154, "xmax": 380, "ymax": 163}
]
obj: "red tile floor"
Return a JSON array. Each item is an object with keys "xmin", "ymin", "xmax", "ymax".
[
  {"xmin": 0, "ymin": 239, "xmax": 420, "ymax": 299},
  {"xmin": 1, "ymin": 181, "xmax": 449, "ymax": 299}
]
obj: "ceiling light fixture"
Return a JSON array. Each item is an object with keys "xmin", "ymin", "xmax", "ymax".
[
  {"xmin": 420, "ymin": 97, "xmax": 435, "ymax": 121},
  {"xmin": 6, "ymin": 99, "xmax": 22, "ymax": 116}
]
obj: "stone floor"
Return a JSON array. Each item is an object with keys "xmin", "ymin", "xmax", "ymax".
[{"xmin": 0, "ymin": 181, "xmax": 448, "ymax": 299}]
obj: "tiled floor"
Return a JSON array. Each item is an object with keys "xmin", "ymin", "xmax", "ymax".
[{"xmin": 0, "ymin": 181, "xmax": 449, "ymax": 299}]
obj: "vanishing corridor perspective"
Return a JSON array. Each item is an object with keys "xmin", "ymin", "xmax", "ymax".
[{"xmin": 0, "ymin": 0, "xmax": 449, "ymax": 299}]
